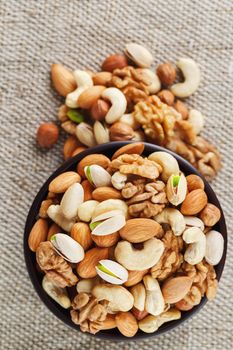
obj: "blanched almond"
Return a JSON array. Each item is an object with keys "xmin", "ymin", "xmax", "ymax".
[
  {"xmin": 162, "ymin": 276, "xmax": 193, "ymax": 304},
  {"xmin": 28, "ymin": 218, "xmax": 48, "ymax": 252},
  {"xmin": 92, "ymin": 187, "xmax": 122, "ymax": 201},
  {"xmin": 119, "ymin": 218, "xmax": 163, "ymax": 243},
  {"xmin": 49, "ymin": 171, "xmax": 81, "ymax": 193},
  {"xmin": 77, "ymin": 154, "xmax": 110, "ymax": 177}
]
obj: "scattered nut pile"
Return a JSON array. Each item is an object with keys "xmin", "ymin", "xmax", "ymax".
[
  {"xmin": 28, "ymin": 143, "xmax": 224, "ymax": 337},
  {"xmin": 37, "ymin": 43, "xmax": 221, "ymax": 180}
]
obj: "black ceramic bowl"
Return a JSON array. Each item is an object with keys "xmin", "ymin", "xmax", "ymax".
[{"xmin": 24, "ymin": 142, "xmax": 227, "ymax": 341}]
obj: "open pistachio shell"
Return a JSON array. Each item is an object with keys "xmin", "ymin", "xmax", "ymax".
[
  {"xmin": 184, "ymin": 216, "xmax": 204, "ymax": 231},
  {"xmin": 125, "ymin": 43, "xmax": 153, "ymax": 68},
  {"xmin": 42, "ymin": 275, "xmax": 71, "ymax": 308},
  {"xmin": 90, "ymin": 211, "xmax": 126, "ymax": 236},
  {"xmin": 84, "ymin": 164, "xmax": 112, "ymax": 187},
  {"xmin": 166, "ymin": 172, "xmax": 187, "ymax": 206},
  {"xmin": 96, "ymin": 259, "xmax": 128, "ymax": 285},
  {"xmin": 51, "ymin": 233, "xmax": 84, "ymax": 263}
]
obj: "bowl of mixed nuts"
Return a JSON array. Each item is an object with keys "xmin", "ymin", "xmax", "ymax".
[{"xmin": 24, "ymin": 141, "xmax": 227, "ymax": 340}]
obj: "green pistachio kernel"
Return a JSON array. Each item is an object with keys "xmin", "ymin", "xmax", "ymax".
[
  {"xmin": 89, "ymin": 221, "xmax": 102, "ymax": 231},
  {"xmin": 97, "ymin": 263, "xmax": 119, "ymax": 278},
  {"xmin": 67, "ymin": 109, "xmax": 84, "ymax": 123},
  {"xmin": 172, "ymin": 175, "xmax": 180, "ymax": 188},
  {"xmin": 85, "ymin": 166, "xmax": 93, "ymax": 185}
]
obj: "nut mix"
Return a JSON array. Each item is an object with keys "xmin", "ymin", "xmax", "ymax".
[
  {"xmin": 28, "ymin": 143, "xmax": 224, "ymax": 337},
  {"xmin": 37, "ymin": 43, "xmax": 221, "ymax": 181}
]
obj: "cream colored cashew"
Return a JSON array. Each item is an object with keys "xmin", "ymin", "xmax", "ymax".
[
  {"xmin": 139, "ymin": 309, "xmax": 181, "ymax": 333},
  {"xmin": 130, "ymin": 283, "xmax": 146, "ymax": 311},
  {"xmin": 76, "ymin": 122, "xmax": 97, "ymax": 147},
  {"xmin": 47, "ymin": 204, "xmax": 75, "ymax": 232},
  {"xmin": 187, "ymin": 109, "xmax": 205, "ymax": 134},
  {"xmin": 101, "ymin": 87, "xmax": 127, "ymax": 124},
  {"xmin": 92, "ymin": 284, "xmax": 134, "ymax": 312},
  {"xmin": 111, "ymin": 171, "xmax": 127, "ymax": 190},
  {"xmin": 115, "ymin": 238, "xmax": 164, "ymax": 271},
  {"xmin": 171, "ymin": 58, "xmax": 200, "ymax": 97},
  {"xmin": 76, "ymin": 277, "xmax": 101, "ymax": 294},
  {"xmin": 183, "ymin": 227, "xmax": 206, "ymax": 265},
  {"xmin": 154, "ymin": 208, "xmax": 186, "ymax": 236},
  {"xmin": 42, "ymin": 275, "xmax": 71, "ymax": 308},
  {"xmin": 148, "ymin": 151, "xmax": 179, "ymax": 182},
  {"xmin": 93, "ymin": 121, "xmax": 110, "ymax": 144},
  {"xmin": 66, "ymin": 70, "xmax": 93, "ymax": 108},
  {"xmin": 92, "ymin": 199, "xmax": 128, "ymax": 219},
  {"xmin": 77, "ymin": 200, "xmax": 99, "ymax": 222},
  {"xmin": 143, "ymin": 275, "xmax": 165, "ymax": 316}
]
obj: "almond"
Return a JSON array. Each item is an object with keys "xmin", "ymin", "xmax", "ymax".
[
  {"xmin": 49, "ymin": 171, "xmax": 81, "ymax": 193},
  {"xmin": 81, "ymin": 180, "xmax": 94, "ymax": 201},
  {"xmin": 186, "ymin": 174, "xmax": 205, "ymax": 192},
  {"xmin": 92, "ymin": 232, "xmax": 120, "ymax": 248},
  {"xmin": 77, "ymin": 154, "xmax": 110, "ymax": 177},
  {"xmin": 51, "ymin": 63, "xmax": 76, "ymax": 97},
  {"xmin": 131, "ymin": 307, "xmax": 148, "ymax": 321},
  {"xmin": 47, "ymin": 223, "xmax": 61, "ymax": 241},
  {"xmin": 175, "ymin": 299, "xmax": 194, "ymax": 311},
  {"xmin": 63, "ymin": 136, "xmax": 82, "ymax": 160},
  {"xmin": 39, "ymin": 199, "xmax": 54, "ymax": 218},
  {"xmin": 77, "ymin": 247, "xmax": 109, "ymax": 278},
  {"xmin": 115, "ymin": 312, "xmax": 138, "ymax": 337},
  {"xmin": 92, "ymin": 187, "xmax": 122, "ymax": 201},
  {"xmin": 124, "ymin": 269, "xmax": 149, "ymax": 287},
  {"xmin": 92, "ymin": 72, "xmax": 112, "ymax": 86},
  {"xmin": 28, "ymin": 218, "xmax": 49, "ymax": 252},
  {"xmin": 101, "ymin": 55, "xmax": 128, "ymax": 72},
  {"xmin": 71, "ymin": 146, "xmax": 87, "ymax": 157},
  {"xmin": 181, "ymin": 189, "xmax": 208, "ymax": 215},
  {"xmin": 78, "ymin": 86, "xmax": 106, "ymax": 109},
  {"xmin": 119, "ymin": 218, "xmax": 163, "ymax": 243},
  {"xmin": 71, "ymin": 222, "xmax": 92, "ymax": 251},
  {"xmin": 112, "ymin": 142, "xmax": 145, "ymax": 159},
  {"xmin": 162, "ymin": 276, "xmax": 193, "ymax": 304}
]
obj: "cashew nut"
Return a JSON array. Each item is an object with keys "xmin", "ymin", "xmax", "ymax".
[
  {"xmin": 92, "ymin": 284, "xmax": 134, "ymax": 312},
  {"xmin": 101, "ymin": 87, "xmax": 127, "ymax": 124},
  {"xmin": 76, "ymin": 122, "xmax": 97, "ymax": 147},
  {"xmin": 93, "ymin": 121, "xmax": 110, "ymax": 144},
  {"xmin": 77, "ymin": 200, "xmax": 99, "ymax": 222},
  {"xmin": 139, "ymin": 309, "xmax": 181, "ymax": 333},
  {"xmin": 154, "ymin": 208, "xmax": 186, "ymax": 236},
  {"xmin": 148, "ymin": 151, "xmax": 179, "ymax": 182},
  {"xmin": 76, "ymin": 277, "xmax": 101, "ymax": 294},
  {"xmin": 187, "ymin": 109, "xmax": 205, "ymax": 134},
  {"xmin": 183, "ymin": 227, "xmax": 206, "ymax": 265},
  {"xmin": 143, "ymin": 275, "xmax": 165, "ymax": 316},
  {"xmin": 130, "ymin": 283, "xmax": 146, "ymax": 311},
  {"xmin": 115, "ymin": 238, "xmax": 164, "ymax": 271},
  {"xmin": 171, "ymin": 58, "xmax": 200, "ymax": 97},
  {"xmin": 111, "ymin": 171, "xmax": 127, "ymax": 190},
  {"xmin": 66, "ymin": 70, "xmax": 93, "ymax": 108},
  {"xmin": 42, "ymin": 275, "xmax": 71, "ymax": 308},
  {"xmin": 47, "ymin": 204, "xmax": 75, "ymax": 232},
  {"xmin": 92, "ymin": 199, "xmax": 128, "ymax": 219}
]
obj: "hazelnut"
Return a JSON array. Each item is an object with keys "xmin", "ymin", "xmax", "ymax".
[
  {"xmin": 199, "ymin": 203, "xmax": 221, "ymax": 227},
  {"xmin": 101, "ymin": 54, "xmax": 128, "ymax": 72},
  {"xmin": 186, "ymin": 174, "xmax": 205, "ymax": 192},
  {"xmin": 109, "ymin": 122, "xmax": 134, "ymax": 141},
  {"xmin": 156, "ymin": 63, "xmax": 176, "ymax": 85},
  {"xmin": 36, "ymin": 123, "xmax": 59, "ymax": 148},
  {"xmin": 90, "ymin": 99, "xmax": 110, "ymax": 121},
  {"xmin": 174, "ymin": 100, "xmax": 189, "ymax": 119},
  {"xmin": 157, "ymin": 90, "xmax": 175, "ymax": 106}
]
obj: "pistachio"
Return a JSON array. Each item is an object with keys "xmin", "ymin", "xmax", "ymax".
[
  {"xmin": 76, "ymin": 122, "xmax": 97, "ymax": 147},
  {"xmin": 50, "ymin": 233, "xmax": 84, "ymax": 263},
  {"xmin": 125, "ymin": 43, "xmax": 153, "ymax": 68},
  {"xmin": 96, "ymin": 259, "xmax": 128, "ymax": 285},
  {"xmin": 166, "ymin": 172, "xmax": 187, "ymax": 206},
  {"xmin": 93, "ymin": 121, "xmax": 110, "ymax": 144},
  {"xmin": 84, "ymin": 164, "xmax": 112, "ymax": 187},
  {"xmin": 205, "ymin": 230, "xmax": 224, "ymax": 266},
  {"xmin": 90, "ymin": 210, "xmax": 126, "ymax": 236},
  {"xmin": 42, "ymin": 275, "xmax": 71, "ymax": 308},
  {"xmin": 184, "ymin": 216, "xmax": 204, "ymax": 231}
]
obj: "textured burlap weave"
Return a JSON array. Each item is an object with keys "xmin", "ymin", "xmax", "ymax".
[{"xmin": 0, "ymin": 0, "xmax": 233, "ymax": 349}]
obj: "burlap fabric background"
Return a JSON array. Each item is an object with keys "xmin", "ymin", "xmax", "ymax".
[{"xmin": 0, "ymin": 0, "xmax": 232, "ymax": 349}]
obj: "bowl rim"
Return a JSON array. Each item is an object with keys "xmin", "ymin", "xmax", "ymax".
[{"xmin": 24, "ymin": 141, "xmax": 227, "ymax": 342}]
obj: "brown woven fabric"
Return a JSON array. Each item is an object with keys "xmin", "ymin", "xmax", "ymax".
[{"xmin": 0, "ymin": 0, "xmax": 232, "ymax": 349}]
